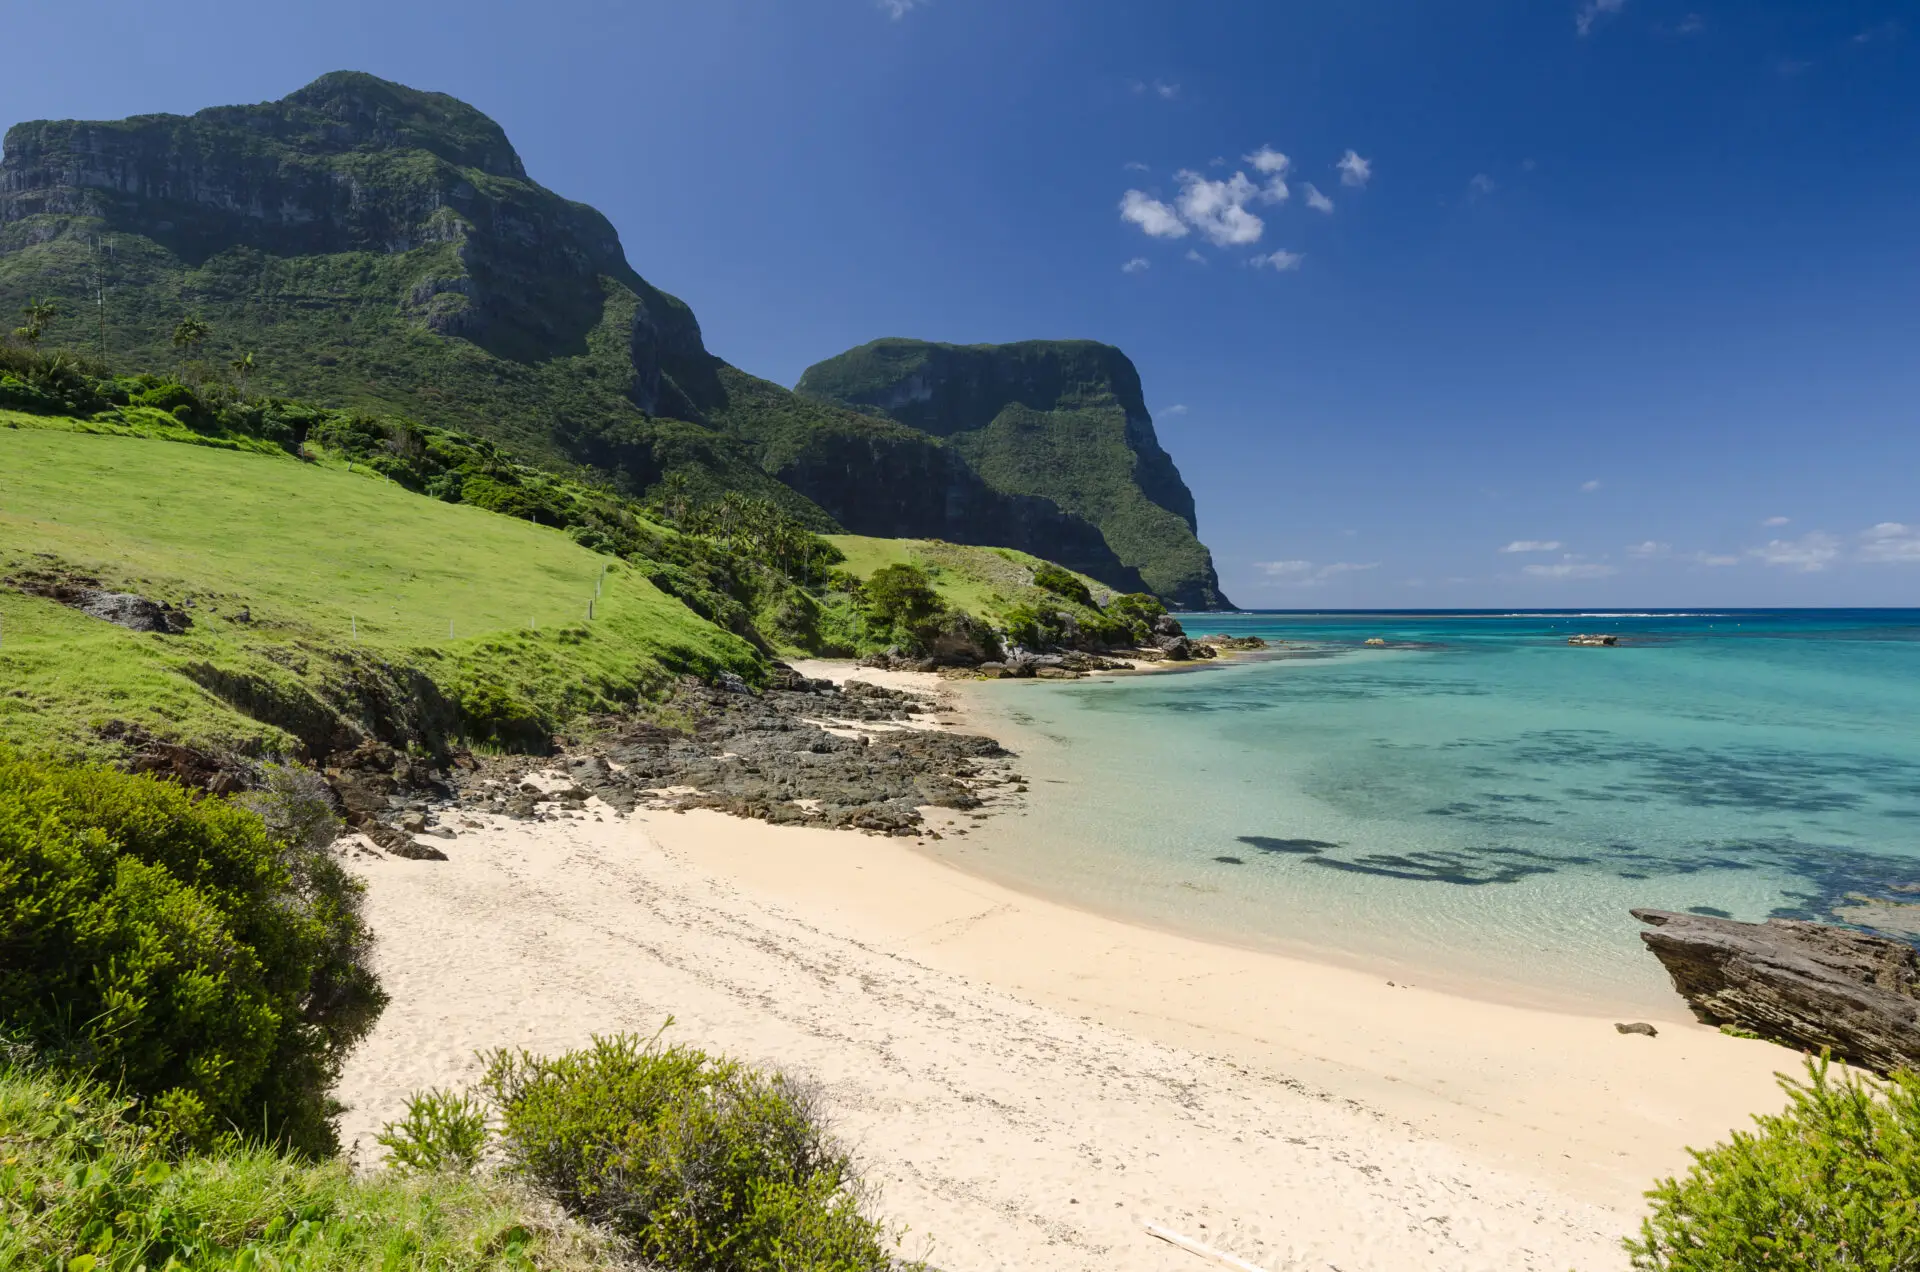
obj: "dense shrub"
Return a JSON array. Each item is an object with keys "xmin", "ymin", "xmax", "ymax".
[
  {"xmin": 482, "ymin": 1031, "xmax": 913, "ymax": 1272},
  {"xmin": 1627, "ymin": 1056, "xmax": 1920, "ymax": 1270},
  {"xmin": 999, "ymin": 602, "xmax": 1067, "ymax": 651},
  {"xmin": 0, "ymin": 748, "xmax": 385, "ymax": 1156},
  {"xmin": 0, "ymin": 1057, "xmax": 616, "ymax": 1271},
  {"xmin": 861, "ymin": 565, "xmax": 946, "ymax": 652},
  {"xmin": 1030, "ymin": 562, "xmax": 1093, "ymax": 607}
]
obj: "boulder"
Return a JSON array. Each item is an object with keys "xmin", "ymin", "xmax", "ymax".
[{"xmin": 1632, "ymin": 908, "xmax": 1920, "ymax": 1075}]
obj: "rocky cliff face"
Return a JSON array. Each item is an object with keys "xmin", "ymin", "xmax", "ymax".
[
  {"xmin": 1, "ymin": 74, "xmax": 1229, "ymax": 602},
  {"xmin": 798, "ymin": 339, "xmax": 1229, "ymax": 609}
]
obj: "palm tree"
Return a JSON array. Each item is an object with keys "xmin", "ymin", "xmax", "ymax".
[
  {"xmin": 229, "ymin": 351, "xmax": 256, "ymax": 396},
  {"xmin": 171, "ymin": 315, "xmax": 212, "ymax": 380}
]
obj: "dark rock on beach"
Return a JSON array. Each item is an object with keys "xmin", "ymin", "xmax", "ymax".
[
  {"xmin": 1632, "ymin": 907, "xmax": 1920, "ymax": 1075},
  {"xmin": 470, "ymin": 676, "xmax": 1018, "ymax": 837}
]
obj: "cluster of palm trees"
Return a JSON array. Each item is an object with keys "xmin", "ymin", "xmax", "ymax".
[
  {"xmin": 13, "ymin": 298, "xmax": 58, "ymax": 349},
  {"xmin": 168, "ymin": 315, "xmax": 258, "ymax": 394},
  {"xmin": 661, "ymin": 483, "xmax": 839, "ymax": 586}
]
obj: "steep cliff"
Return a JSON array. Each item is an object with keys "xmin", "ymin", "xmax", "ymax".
[
  {"xmin": 797, "ymin": 339, "xmax": 1229, "ymax": 609},
  {"xmin": 0, "ymin": 71, "xmax": 819, "ymax": 518}
]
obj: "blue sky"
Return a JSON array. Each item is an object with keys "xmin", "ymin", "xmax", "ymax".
[{"xmin": 5, "ymin": 0, "xmax": 1917, "ymax": 606}]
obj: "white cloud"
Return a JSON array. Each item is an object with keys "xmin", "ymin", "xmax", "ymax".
[
  {"xmin": 1248, "ymin": 249, "xmax": 1304, "ymax": 272},
  {"xmin": 1860, "ymin": 522, "xmax": 1920, "ymax": 563},
  {"xmin": 1175, "ymin": 170, "xmax": 1266, "ymax": 246},
  {"xmin": 1627, "ymin": 540, "xmax": 1670, "ymax": 558},
  {"xmin": 1129, "ymin": 79, "xmax": 1179, "ymax": 99},
  {"xmin": 1676, "ymin": 13, "xmax": 1705, "ymax": 34},
  {"xmin": 877, "ymin": 0, "xmax": 922, "ymax": 18},
  {"xmin": 1500, "ymin": 540, "xmax": 1563, "ymax": 553},
  {"xmin": 1751, "ymin": 531, "xmax": 1840, "ymax": 572},
  {"xmin": 1121, "ymin": 257, "xmax": 1150, "ymax": 274},
  {"xmin": 1162, "ymin": 404, "xmax": 1189, "ymax": 416},
  {"xmin": 1524, "ymin": 562, "xmax": 1618, "ymax": 579},
  {"xmin": 1184, "ymin": 248, "xmax": 1207, "ymax": 264},
  {"xmin": 1119, "ymin": 189, "xmax": 1188, "ymax": 239},
  {"xmin": 1123, "ymin": 160, "xmax": 1150, "ymax": 173},
  {"xmin": 1244, "ymin": 146, "xmax": 1290, "ymax": 176},
  {"xmin": 1304, "ymin": 183, "xmax": 1334, "ymax": 213},
  {"xmin": 1336, "ymin": 149, "xmax": 1372, "ymax": 188},
  {"xmin": 1469, "ymin": 173, "xmax": 1497, "ymax": 197},
  {"xmin": 1576, "ymin": 0, "xmax": 1625, "ymax": 38},
  {"xmin": 1243, "ymin": 146, "xmax": 1292, "ymax": 202},
  {"xmin": 1580, "ymin": 479, "xmax": 1602, "ymax": 492},
  {"xmin": 1761, "ymin": 515, "xmax": 1790, "ymax": 527},
  {"xmin": 1255, "ymin": 560, "xmax": 1379, "ymax": 586}
]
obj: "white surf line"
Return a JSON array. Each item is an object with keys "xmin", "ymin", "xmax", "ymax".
[{"xmin": 1143, "ymin": 1221, "xmax": 1272, "ymax": 1272}]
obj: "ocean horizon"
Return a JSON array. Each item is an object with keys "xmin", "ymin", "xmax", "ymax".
[{"xmin": 949, "ymin": 607, "xmax": 1920, "ymax": 1012}]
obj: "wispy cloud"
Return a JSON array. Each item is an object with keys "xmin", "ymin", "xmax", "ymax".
[
  {"xmin": 1162, "ymin": 404, "xmax": 1189, "ymax": 416},
  {"xmin": 1627, "ymin": 540, "xmax": 1670, "ymax": 558},
  {"xmin": 1860, "ymin": 522, "xmax": 1920, "ymax": 563},
  {"xmin": 1254, "ymin": 560, "xmax": 1379, "ymax": 586},
  {"xmin": 1468, "ymin": 173, "xmax": 1497, "ymax": 199},
  {"xmin": 1119, "ymin": 189, "xmax": 1188, "ymax": 239},
  {"xmin": 1184, "ymin": 248, "xmax": 1207, "ymax": 264},
  {"xmin": 1120, "ymin": 257, "xmax": 1150, "ymax": 274},
  {"xmin": 1525, "ymin": 562, "xmax": 1618, "ymax": 579},
  {"xmin": 1751, "ymin": 531, "xmax": 1840, "ymax": 572},
  {"xmin": 877, "ymin": 0, "xmax": 922, "ymax": 19},
  {"xmin": 1243, "ymin": 146, "xmax": 1292, "ymax": 202},
  {"xmin": 1248, "ymin": 249, "xmax": 1304, "ymax": 272},
  {"xmin": 1580, "ymin": 478, "xmax": 1602, "ymax": 492},
  {"xmin": 1853, "ymin": 20, "xmax": 1903, "ymax": 45},
  {"xmin": 1676, "ymin": 13, "xmax": 1705, "ymax": 34},
  {"xmin": 1303, "ymin": 183, "xmax": 1334, "ymax": 213},
  {"xmin": 1691, "ymin": 552, "xmax": 1741, "ymax": 567},
  {"xmin": 1500, "ymin": 540, "xmax": 1563, "ymax": 553},
  {"xmin": 1129, "ymin": 79, "xmax": 1180, "ymax": 100},
  {"xmin": 1762, "ymin": 515, "xmax": 1791, "ymax": 527},
  {"xmin": 1336, "ymin": 149, "xmax": 1372, "ymax": 188},
  {"xmin": 1123, "ymin": 160, "xmax": 1150, "ymax": 173},
  {"xmin": 1576, "ymin": 0, "xmax": 1625, "ymax": 38}
]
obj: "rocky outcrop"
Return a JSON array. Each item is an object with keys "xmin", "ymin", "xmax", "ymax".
[
  {"xmin": 1632, "ymin": 908, "xmax": 1920, "ymax": 1075},
  {"xmin": 797, "ymin": 339, "xmax": 1231, "ymax": 609}
]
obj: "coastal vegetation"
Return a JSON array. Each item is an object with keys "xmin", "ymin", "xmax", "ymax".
[{"xmin": 1628, "ymin": 1057, "xmax": 1920, "ymax": 1269}]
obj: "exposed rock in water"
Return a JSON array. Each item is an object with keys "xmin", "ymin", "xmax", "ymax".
[{"xmin": 1632, "ymin": 907, "xmax": 1920, "ymax": 1075}]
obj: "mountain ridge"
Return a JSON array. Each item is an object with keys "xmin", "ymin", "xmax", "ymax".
[{"xmin": 0, "ymin": 71, "xmax": 1229, "ymax": 607}]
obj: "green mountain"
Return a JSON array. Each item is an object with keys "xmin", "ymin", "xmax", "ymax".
[
  {"xmin": 797, "ymin": 339, "xmax": 1229, "ymax": 609},
  {"xmin": 0, "ymin": 72, "xmax": 1227, "ymax": 607}
]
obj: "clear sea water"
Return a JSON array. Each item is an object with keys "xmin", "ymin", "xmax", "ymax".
[{"xmin": 945, "ymin": 610, "xmax": 1920, "ymax": 1012}]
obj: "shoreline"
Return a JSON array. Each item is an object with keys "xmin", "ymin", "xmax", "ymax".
[{"xmin": 335, "ymin": 659, "xmax": 1799, "ymax": 1270}]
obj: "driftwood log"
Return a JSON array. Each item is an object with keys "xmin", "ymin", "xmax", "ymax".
[{"xmin": 1632, "ymin": 908, "xmax": 1920, "ymax": 1075}]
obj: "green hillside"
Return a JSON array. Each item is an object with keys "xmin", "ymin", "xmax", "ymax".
[
  {"xmin": 797, "ymin": 338, "xmax": 1231, "ymax": 609},
  {"xmin": 826, "ymin": 535, "xmax": 1114, "ymax": 619},
  {"xmin": 0, "ymin": 417, "xmax": 758, "ymax": 761}
]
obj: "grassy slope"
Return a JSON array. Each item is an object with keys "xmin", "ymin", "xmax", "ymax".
[
  {"xmin": 827, "ymin": 534, "xmax": 1114, "ymax": 621},
  {"xmin": 0, "ymin": 419, "xmax": 758, "ymax": 759}
]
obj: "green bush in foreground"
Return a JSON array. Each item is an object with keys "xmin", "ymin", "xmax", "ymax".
[
  {"xmin": 1628, "ymin": 1056, "xmax": 1920, "ymax": 1270},
  {"xmin": 377, "ymin": 1088, "xmax": 492, "ymax": 1175},
  {"xmin": 0, "ymin": 748, "xmax": 384, "ymax": 1156},
  {"xmin": 480, "ymin": 1030, "xmax": 916, "ymax": 1272},
  {"xmin": 0, "ymin": 1057, "xmax": 617, "ymax": 1270}
]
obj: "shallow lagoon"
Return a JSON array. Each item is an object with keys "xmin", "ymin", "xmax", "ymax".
[{"xmin": 948, "ymin": 610, "xmax": 1920, "ymax": 1011}]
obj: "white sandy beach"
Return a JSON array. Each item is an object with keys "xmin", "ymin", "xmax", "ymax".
[{"xmin": 335, "ymin": 665, "xmax": 1798, "ymax": 1272}]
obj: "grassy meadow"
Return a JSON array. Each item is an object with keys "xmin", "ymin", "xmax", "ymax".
[
  {"xmin": 826, "ymin": 535, "xmax": 1113, "ymax": 619},
  {"xmin": 0, "ymin": 420, "xmax": 758, "ymax": 759}
]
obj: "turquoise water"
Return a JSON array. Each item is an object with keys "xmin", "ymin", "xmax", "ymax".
[{"xmin": 948, "ymin": 611, "xmax": 1920, "ymax": 1011}]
